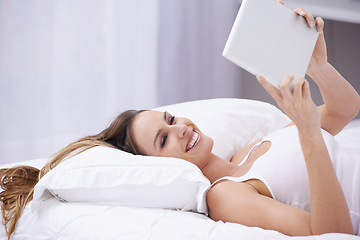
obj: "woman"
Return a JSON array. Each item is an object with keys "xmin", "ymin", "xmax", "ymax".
[{"xmin": 1, "ymin": 8, "xmax": 360, "ymax": 239}]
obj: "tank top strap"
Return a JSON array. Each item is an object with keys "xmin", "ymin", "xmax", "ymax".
[
  {"xmin": 211, "ymin": 138, "xmax": 265, "ymax": 187},
  {"xmin": 238, "ymin": 138, "xmax": 267, "ymax": 166}
]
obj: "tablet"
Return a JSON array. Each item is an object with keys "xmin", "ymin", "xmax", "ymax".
[{"xmin": 223, "ymin": 0, "xmax": 319, "ymax": 88}]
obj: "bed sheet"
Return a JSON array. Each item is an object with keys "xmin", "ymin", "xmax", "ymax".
[
  {"xmin": 2, "ymin": 198, "xmax": 358, "ymax": 240},
  {"xmin": 1, "ymin": 120, "xmax": 359, "ymax": 240}
]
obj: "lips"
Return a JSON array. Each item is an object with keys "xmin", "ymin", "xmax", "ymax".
[{"xmin": 186, "ymin": 130, "xmax": 200, "ymax": 152}]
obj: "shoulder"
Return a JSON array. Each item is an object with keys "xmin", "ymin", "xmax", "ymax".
[
  {"xmin": 207, "ymin": 180, "xmax": 312, "ymax": 236},
  {"xmin": 207, "ymin": 180, "xmax": 258, "ymax": 221}
]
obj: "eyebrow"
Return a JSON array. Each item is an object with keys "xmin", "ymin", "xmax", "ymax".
[{"xmin": 153, "ymin": 111, "xmax": 167, "ymax": 149}]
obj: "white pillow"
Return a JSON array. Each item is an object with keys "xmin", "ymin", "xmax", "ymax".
[
  {"xmin": 32, "ymin": 98, "xmax": 290, "ymax": 214},
  {"xmin": 32, "ymin": 146, "xmax": 210, "ymax": 214}
]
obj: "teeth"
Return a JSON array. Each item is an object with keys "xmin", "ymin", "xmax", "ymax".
[{"xmin": 187, "ymin": 131, "xmax": 199, "ymax": 151}]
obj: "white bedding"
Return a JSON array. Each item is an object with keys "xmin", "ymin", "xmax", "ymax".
[
  {"xmin": 1, "ymin": 189, "xmax": 359, "ymax": 240},
  {"xmin": 6, "ymin": 198, "xmax": 359, "ymax": 240},
  {"xmin": 1, "ymin": 99, "xmax": 359, "ymax": 239}
]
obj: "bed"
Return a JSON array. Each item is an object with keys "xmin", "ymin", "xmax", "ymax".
[{"xmin": 1, "ymin": 98, "xmax": 359, "ymax": 240}]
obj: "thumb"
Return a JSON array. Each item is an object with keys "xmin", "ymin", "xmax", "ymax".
[{"xmin": 257, "ymin": 75, "xmax": 281, "ymax": 102}]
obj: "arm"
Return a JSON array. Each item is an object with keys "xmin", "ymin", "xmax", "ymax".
[
  {"xmin": 309, "ymin": 63, "xmax": 360, "ymax": 135},
  {"xmin": 256, "ymin": 74, "xmax": 354, "ymax": 234},
  {"xmin": 295, "ymin": 9, "xmax": 360, "ymax": 135},
  {"xmin": 298, "ymin": 124, "xmax": 353, "ymax": 234}
]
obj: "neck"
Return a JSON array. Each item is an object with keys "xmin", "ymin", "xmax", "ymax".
[{"xmin": 201, "ymin": 153, "xmax": 238, "ymax": 184}]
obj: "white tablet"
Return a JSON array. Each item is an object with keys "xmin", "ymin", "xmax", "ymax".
[{"xmin": 223, "ymin": 0, "xmax": 319, "ymax": 88}]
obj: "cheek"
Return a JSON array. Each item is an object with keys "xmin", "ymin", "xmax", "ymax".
[
  {"xmin": 197, "ymin": 135, "xmax": 214, "ymax": 154},
  {"xmin": 160, "ymin": 143, "xmax": 184, "ymax": 159},
  {"xmin": 159, "ymin": 136, "xmax": 214, "ymax": 168}
]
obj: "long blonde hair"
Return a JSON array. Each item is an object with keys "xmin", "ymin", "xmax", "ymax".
[{"xmin": 0, "ymin": 110, "xmax": 144, "ymax": 239}]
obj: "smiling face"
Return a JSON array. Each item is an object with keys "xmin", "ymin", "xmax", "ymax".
[{"xmin": 131, "ymin": 110, "xmax": 214, "ymax": 169}]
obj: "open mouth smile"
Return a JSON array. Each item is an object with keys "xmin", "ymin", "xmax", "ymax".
[{"xmin": 186, "ymin": 130, "xmax": 200, "ymax": 152}]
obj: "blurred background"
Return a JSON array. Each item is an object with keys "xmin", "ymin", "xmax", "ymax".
[{"xmin": 1, "ymin": 0, "xmax": 359, "ymax": 164}]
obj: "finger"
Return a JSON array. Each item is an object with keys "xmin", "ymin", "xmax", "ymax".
[
  {"xmin": 278, "ymin": 75, "xmax": 294, "ymax": 100},
  {"xmin": 315, "ymin": 16, "xmax": 324, "ymax": 33},
  {"xmin": 276, "ymin": 0, "xmax": 284, "ymax": 5},
  {"xmin": 302, "ymin": 79, "xmax": 312, "ymax": 101},
  {"xmin": 257, "ymin": 75, "xmax": 281, "ymax": 101},
  {"xmin": 294, "ymin": 8, "xmax": 315, "ymax": 27},
  {"xmin": 293, "ymin": 77, "xmax": 306, "ymax": 101}
]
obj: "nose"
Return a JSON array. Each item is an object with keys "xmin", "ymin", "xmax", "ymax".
[{"xmin": 169, "ymin": 123, "xmax": 188, "ymax": 139}]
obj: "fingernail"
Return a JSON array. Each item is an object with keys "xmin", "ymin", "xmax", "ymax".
[
  {"xmin": 309, "ymin": 21, "xmax": 315, "ymax": 27},
  {"xmin": 257, "ymin": 76, "xmax": 264, "ymax": 83}
]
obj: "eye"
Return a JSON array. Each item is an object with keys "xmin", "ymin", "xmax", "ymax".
[
  {"xmin": 161, "ymin": 115, "xmax": 175, "ymax": 148},
  {"xmin": 161, "ymin": 135, "xmax": 167, "ymax": 148},
  {"xmin": 169, "ymin": 115, "xmax": 175, "ymax": 125}
]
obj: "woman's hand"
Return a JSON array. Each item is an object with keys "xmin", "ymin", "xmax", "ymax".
[
  {"xmin": 293, "ymin": 8, "xmax": 327, "ymax": 76},
  {"xmin": 257, "ymin": 75, "xmax": 320, "ymax": 131}
]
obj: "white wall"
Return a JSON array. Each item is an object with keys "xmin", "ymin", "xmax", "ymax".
[{"xmin": 0, "ymin": 0, "xmax": 242, "ymax": 164}]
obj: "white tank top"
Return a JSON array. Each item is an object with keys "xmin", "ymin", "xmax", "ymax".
[{"xmin": 212, "ymin": 126, "xmax": 360, "ymax": 235}]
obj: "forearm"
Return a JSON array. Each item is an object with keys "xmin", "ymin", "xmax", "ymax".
[
  {"xmin": 298, "ymin": 127, "xmax": 353, "ymax": 235},
  {"xmin": 309, "ymin": 63, "xmax": 360, "ymax": 128}
]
